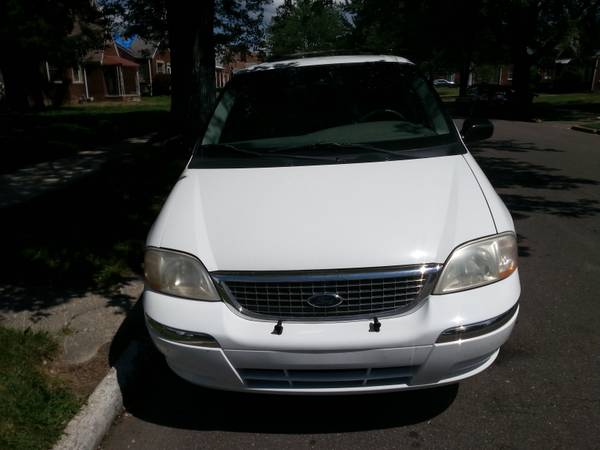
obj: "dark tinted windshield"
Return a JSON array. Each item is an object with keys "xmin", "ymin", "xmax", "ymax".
[{"xmin": 194, "ymin": 61, "xmax": 461, "ymax": 168}]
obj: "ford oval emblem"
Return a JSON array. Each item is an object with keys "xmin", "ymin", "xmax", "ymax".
[{"xmin": 307, "ymin": 293, "xmax": 344, "ymax": 308}]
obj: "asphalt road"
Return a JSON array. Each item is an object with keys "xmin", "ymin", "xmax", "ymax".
[{"xmin": 102, "ymin": 120, "xmax": 600, "ymax": 450}]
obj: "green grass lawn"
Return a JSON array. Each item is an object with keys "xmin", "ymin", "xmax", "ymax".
[
  {"xmin": 534, "ymin": 92, "xmax": 600, "ymax": 106},
  {"xmin": 438, "ymin": 88, "xmax": 600, "ymax": 120},
  {"xmin": 0, "ymin": 96, "xmax": 171, "ymax": 174},
  {"xmin": 584, "ymin": 122, "xmax": 600, "ymax": 129},
  {"xmin": 532, "ymin": 92, "xmax": 600, "ymax": 121},
  {"xmin": 435, "ymin": 86, "xmax": 460, "ymax": 101},
  {"xmin": 40, "ymin": 96, "xmax": 170, "ymax": 116},
  {"xmin": 0, "ymin": 327, "xmax": 80, "ymax": 450}
]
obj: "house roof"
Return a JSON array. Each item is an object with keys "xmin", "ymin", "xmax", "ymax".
[
  {"xmin": 129, "ymin": 37, "xmax": 159, "ymax": 59},
  {"xmin": 112, "ymin": 34, "xmax": 160, "ymax": 59},
  {"xmin": 103, "ymin": 55, "xmax": 139, "ymax": 67}
]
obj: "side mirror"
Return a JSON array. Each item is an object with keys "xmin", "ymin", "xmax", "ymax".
[{"xmin": 461, "ymin": 118, "xmax": 494, "ymax": 143}]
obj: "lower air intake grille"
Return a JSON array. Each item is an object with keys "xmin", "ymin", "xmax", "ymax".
[
  {"xmin": 238, "ymin": 367, "xmax": 417, "ymax": 389},
  {"xmin": 213, "ymin": 265, "xmax": 440, "ymax": 320}
]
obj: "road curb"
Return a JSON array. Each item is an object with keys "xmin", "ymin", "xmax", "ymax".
[
  {"xmin": 52, "ymin": 341, "xmax": 141, "ymax": 450},
  {"xmin": 571, "ymin": 125, "xmax": 600, "ymax": 134}
]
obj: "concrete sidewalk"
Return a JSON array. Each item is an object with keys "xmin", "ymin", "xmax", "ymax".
[
  {"xmin": 0, "ymin": 280, "xmax": 143, "ymax": 365},
  {"xmin": 0, "ymin": 135, "xmax": 154, "ymax": 208}
]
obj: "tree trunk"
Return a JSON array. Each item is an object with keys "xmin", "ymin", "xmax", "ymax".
[
  {"xmin": 1, "ymin": 57, "xmax": 46, "ymax": 112},
  {"xmin": 1, "ymin": 63, "xmax": 30, "ymax": 111},
  {"xmin": 511, "ymin": 47, "xmax": 533, "ymax": 118},
  {"xmin": 167, "ymin": 0, "xmax": 216, "ymax": 138},
  {"xmin": 458, "ymin": 34, "xmax": 473, "ymax": 97},
  {"xmin": 506, "ymin": 3, "xmax": 538, "ymax": 119}
]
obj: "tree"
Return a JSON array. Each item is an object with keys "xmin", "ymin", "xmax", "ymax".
[
  {"xmin": 165, "ymin": 1, "xmax": 215, "ymax": 135},
  {"xmin": 346, "ymin": 0, "xmax": 494, "ymax": 96},
  {"xmin": 0, "ymin": 0, "xmax": 103, "ymax": 111},
  {"xmin": 104, "ymin": 0, "xmax": 270, "ymax": 135},
  {"xmin": 267, "ymin": 0, "xmax": 350, "ymax": 57},
  {"xmin": 347, "ymin": 0, "xmax": 598, "ymax": 105}
]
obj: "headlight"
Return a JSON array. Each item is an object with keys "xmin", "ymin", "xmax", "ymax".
[
  {"xmin": 144, "ymin": 248, "xmax": 220, "ymax": 301},
  {"xmin": 433, "ymin": 233, "xmax": 518, "ymax": 294}
]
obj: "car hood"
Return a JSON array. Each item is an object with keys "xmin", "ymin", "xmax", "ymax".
[{"xmin": 148, "ymin": 155, "xmax": 496, "ymax": 271}]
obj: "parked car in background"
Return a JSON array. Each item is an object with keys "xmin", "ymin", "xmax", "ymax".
[
  {"xmin": 433, "ymin": 79, "xmax": 456, "ymax": 87},
  {"xmin": 454, "ymin": 83, "xmax": 535, "ymax": 116},
  {"xmin": 144, "ymin": 55, "xmax": 520, "ymax": 395}
]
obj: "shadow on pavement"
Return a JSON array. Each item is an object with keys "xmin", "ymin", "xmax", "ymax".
[
  {"xmin": 516, "ymin": 233, "xmax": 531, "ymax": 258},
  {"xmin": 108, "ymin": 294, "xmax": 148, "ymax": 367},
  {"xmin": 0, "ymin": 138, "xmax": 188, "ymax": 319},
  {"xmin": 470, "ymin": 139, "xmax": 600, "ymax": 220}
]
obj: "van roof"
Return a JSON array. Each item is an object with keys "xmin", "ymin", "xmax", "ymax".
[{"xmin": 237, "ymin": 54, "xmax": 414, "ymax": 74}]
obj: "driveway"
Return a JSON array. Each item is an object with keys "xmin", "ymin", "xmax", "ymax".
[{"xmin": 102, "ymin": 120, "xmax": 600, "ymax": 449}]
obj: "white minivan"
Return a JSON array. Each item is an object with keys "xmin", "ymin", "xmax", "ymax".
[{"xmin": 144, "ymin": 55, "xmax": 520, "ymax": 394}]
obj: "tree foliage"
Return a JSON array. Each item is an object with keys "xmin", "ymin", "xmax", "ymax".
[
  {"xmin": 345, "ymin": 0, "xmax": 600, "ymax": 100},
  {"xmin": 267, "ymin": 0, "xmax": 350, "ymax": 57},
  {"xmin": 103, "ymin": 0, "xmax": 269, "ymax": 56},
  {"xmin": 346, "ymin": 0, "xmax": 493, "ymax": 93}
]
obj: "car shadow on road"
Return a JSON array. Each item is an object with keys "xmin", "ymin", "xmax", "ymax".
[
  {"xmin": 120, "ymin": 343, "xmax": 458, "ymax": 434},
  {"xmin": 470, "ymin": 140, "xmax": 600, "ymax": 220}
]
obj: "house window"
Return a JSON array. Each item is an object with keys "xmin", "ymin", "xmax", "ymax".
[
  {"xmin": 72, "ymin": 66, "xmax": 84, "ymax": 84},
  {"xmin": 156, "ymin": 61, "xmax": 165, "ymax": 74},
  {"xmin": 46, "ymin": 62, "xmax": 63, "ymax": 83},
  {"xmin": 507, "ymin": 69, "xmax": 513, "ymax": 81},
  {"xmin": 166, "ymin": 63, "xmax": 171, "ymax": 74}
]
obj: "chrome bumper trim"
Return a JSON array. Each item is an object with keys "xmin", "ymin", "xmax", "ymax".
[
  {"xmin": 436, "ymin": 303, "xmax": 519, "ymax": 343},
  {"xmin": 145, "ymin": 315, "xmax": 220, "ymax": 347}
]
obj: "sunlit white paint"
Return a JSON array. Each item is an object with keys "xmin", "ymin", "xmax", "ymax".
[{"xmin": 238, "ymin": 55, "xmax": 413, "ymax": 74}]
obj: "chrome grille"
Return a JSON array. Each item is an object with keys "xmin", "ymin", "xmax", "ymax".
[
  {"xmin": 238, "ymin": 366, "xmax": 417, "ymax": 389},
  {"xmin": 213, "ymin": 265, "xmax": 440, "ymax": 320}
]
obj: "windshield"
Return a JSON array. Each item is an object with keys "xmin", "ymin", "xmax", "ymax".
[{"xmin": 193, "ymin": 61, "xmax": 461, "ymax": 168}]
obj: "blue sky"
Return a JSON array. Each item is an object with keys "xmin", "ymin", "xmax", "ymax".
[{"xmin": 263, "ymin": 0, "xmax": 282, "ymax": 23}]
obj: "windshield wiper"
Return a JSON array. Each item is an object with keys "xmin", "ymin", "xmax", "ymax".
[
  {"xmin": 198, "ymin": 143, "xmax": 339, "ymax": 162},
  {"xmin": 271, "ymin": 142, "xmax": 415, "ymax": 160}
]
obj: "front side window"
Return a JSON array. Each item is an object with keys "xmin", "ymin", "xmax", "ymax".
[
  {"xmin": 72, "ymin": 66, "xmax": 84, "ymax": 83},
  {"xmin": 46, "ymin": 63, "xmax": 63, "ymax": 83},
  {"xmin": 194, "ymin": 62, "xmax": 461, "ymax": 168}
]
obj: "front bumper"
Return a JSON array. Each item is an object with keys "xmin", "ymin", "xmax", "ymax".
[{"xmin": 145, "ymin": 270, "xmax": 520, "ymax": 394}]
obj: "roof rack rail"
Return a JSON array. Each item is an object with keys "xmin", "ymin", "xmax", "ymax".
[{"xmin": 265, "ymin": 49, "xmax": 390, "ymax": 63}]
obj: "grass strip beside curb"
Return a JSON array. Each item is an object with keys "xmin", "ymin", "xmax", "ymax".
[{"xmin": 0, "ymin": 327, "xmax": 80, "ymax": 450}]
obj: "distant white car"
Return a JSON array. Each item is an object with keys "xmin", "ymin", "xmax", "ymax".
[
  {"xmin": 433, "ymin": 79, "xmax": 456, "ymax": 87},
  {"xmin": 144, "ymin": 55, "xmax": 520, "ymax": 394}
]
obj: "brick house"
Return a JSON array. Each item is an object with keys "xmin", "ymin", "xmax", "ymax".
[
  {"xmin": 44, "ymin": 39, "xmax": 263, "ymax": 104},
  {"xmin": 45, "ymin": 38, "xmax": 141, "ymax": 104},
  {"xmin": 116, "ymin": 37, "xmax": 171, "ymax": 96},
  {"xmin": 216, "ymin": 52, "xmax": 264, "ymax": 88}
]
